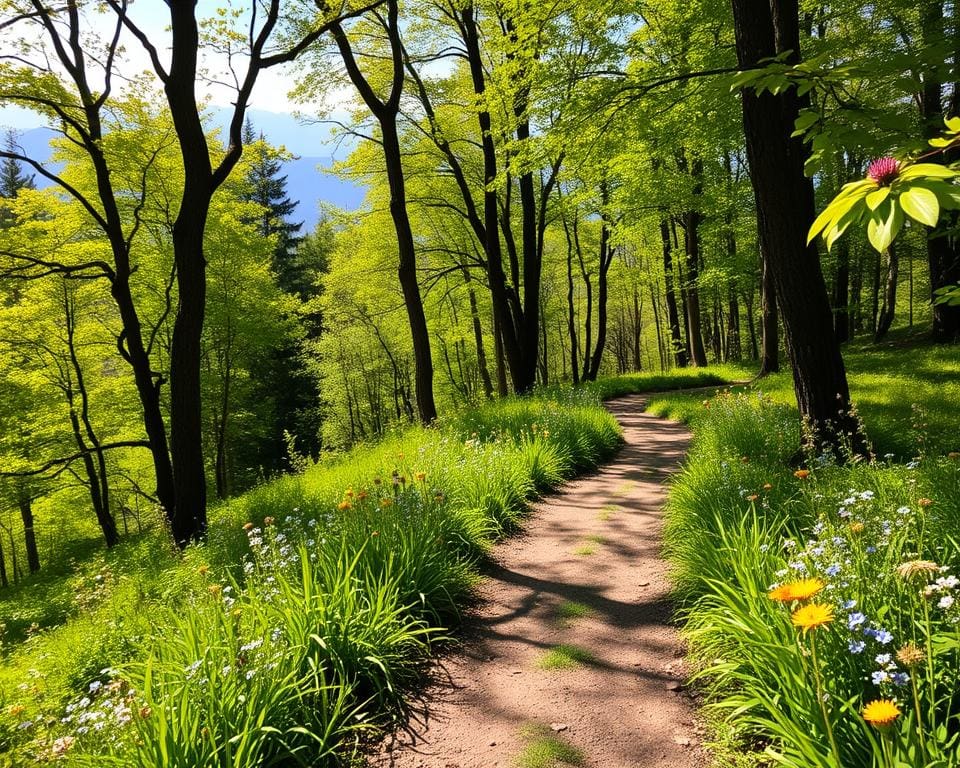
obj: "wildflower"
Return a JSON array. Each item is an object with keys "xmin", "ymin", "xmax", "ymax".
[
  {"xmin": 763, "ymin": 483, "xmax": 773, "ymax": 490},
  {"xmin": 337, "ymin": 501, "xmax": 352, "ymax": 511},
  {"xmin": 243, "ymin": 522, "xmax": 254, "ymax": 531},
  {"xmin": 849, "ymin": 522, "xmax": 865, "ymax": 535},
  {"xmin": 848, "ymin": 612, "xmax": 867, "ymax": 630},
  {"xmin": 918, "ymin": 498, "xmax": 933, "ymax": 507},
  {"xmin": 872, "ymin": 669, "xmax": 890, "ymax": 685},
  {"xmin": 794, "ymin": 469, "xmax": 811, "ymax": 479},
  {"xmin": 867, "ymin": 157, "xmax": 901, "ymax": 187},
  {"xmin": 746, "ymin": 494, "xmax": 759, "ymax": 502},
  {"xmin": 198, "ymin": 565, "xmax": 209, "ymax": 576},
  {"xmin": 875, "ymin": 653, "xmax": 892, "ymax": 666},
  {"xmin": 791, "ymin": 603, "xmax": 834, "ymax": 632},
  {"xmin": 891, "ymin": 672, "xmax": 910, "ymax": 687},
  {"xmin": 896, "ymin": 643, "xmax": 925, "ymax": 668},
  {"xmin": 849, "ymin": 639, "xmax": 866, "ymax": 654},
  {"xmin": 8, "ymin": 705, "xmax": 25, "ymax": 718},
  {"xmin": 208, "ymin": 585, "xmax": 222, "ymax": 596},
  {"xmin": 874, "ymin": 629, "xmax": 894, "ymax": 645},
  {"xmin": 862, "ymin": 698, "xmax": 901, "ymax": 727},
  {"xmin": 826, "ymin": 563, "xmax": 841, "ymax": 577},
  {"xmin": 939, "ymin": 595, "xmax": 955, "ymax": 610},
  {"xmin": 768, "ymin": 578, "xmax": 825, "ymax": 602},
  {"xmin": 138, "ymin": 706, "xmax": 152, "ymax": 719},
  {"xmin": 936, "ymin": 575, "xmax": 959, "ymax": 590},
  {"xmin": 415, "ymin": 472, "xmax": 426, "ymax": 482},
  {"xmin": 380, "ymin": 498, "xmax": 394, "ymax": 508},
  {"xmin": 357, "ymin": 491, "xmax": 368, "ymax": 501},
  {"xmin": 948, "ymin": 452, "xmax": 959, "ymax": 459},
  {"xmin": 263, "ymin": 516, "xmax": 275, "ymax": 526}
]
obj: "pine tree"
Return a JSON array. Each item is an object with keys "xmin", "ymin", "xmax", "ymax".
[
  {"xmin": 242, "ymin": 119, "xmax": 307, "ymax": 297},
  {"xmin": 1, "ymin": 130, "xmax": 36, "ymax": 228}
]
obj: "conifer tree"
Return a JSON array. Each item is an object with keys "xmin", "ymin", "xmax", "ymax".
[
  {"xmin": 0, "ymin": 130, "xmax": 35, "ymax": 228},
  {"xmin": 242, "ymin": 119, "xmax": 307, "ymax": 297}
]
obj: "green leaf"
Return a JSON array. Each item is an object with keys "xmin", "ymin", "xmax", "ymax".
[
  {"xmin": 865, "ymin": 187, "xmax": 890, "ymax": 211},
  {"xmin": 899, "ymin": 163, "xmax": 959, "ymax": 181},
  {"xmin": 899, "ymin": 186, "xmax": 940, "ymax": 227},
  {"xmin": 866, "ymin": 201, "xmax": 904, "ymax": 252},
  {"xmin": 945, "ymin": 116, "xmax": 960, "ymax": 132}
]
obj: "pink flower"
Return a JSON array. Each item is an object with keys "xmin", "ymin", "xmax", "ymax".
[{"xmin": 867, "ymin": 157, "xmax": 901, "ymax": 186}]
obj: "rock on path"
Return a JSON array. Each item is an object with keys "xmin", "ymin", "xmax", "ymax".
[{"xmin": 369, "ymin": 395, "xmax": 703, "ymax": 768}]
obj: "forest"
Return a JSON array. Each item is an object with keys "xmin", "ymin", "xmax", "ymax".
[{"xmin": 0, "ymin": 0, "xmax": 959, "ymax": 766}]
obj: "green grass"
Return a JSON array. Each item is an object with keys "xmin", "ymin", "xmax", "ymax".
[
  {"xmin": 536, "ymin": 644, "xmax": 598, "ymax": 670},
  {"xmin": 0, "ymin": 389, "xmax": 622, "ymax": 767},
  {"xmin": 516, "ymin": 724, "xmax": 585, "ymax": 768},
  {"xmin": 597, "ymin": 504, "xmax": 619, "ymax": 521},
  {"xmin": 646, "ymin": 330, "xmax": 960, "ymax": 459},
  {"xmin": 554, "ymin": 601, "xmax": 593, "ymax": 625},
  {"xmin": 572, "ymin": 544, "xmax": 595, "ymax": 556},
  {"xmin": 656, "ymin": 334, "xmax": 960, "ymax": 767}
]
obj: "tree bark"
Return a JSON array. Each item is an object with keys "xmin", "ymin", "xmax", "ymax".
[
  {"xmin": 732, "ymin": 0, "xmax": 867, "ymax": 457},
  {"xmin": 679, "ymin": 156, "xmax": 709, "ymax": 367}
]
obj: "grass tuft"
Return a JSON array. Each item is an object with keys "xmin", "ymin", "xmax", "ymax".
[
  {"xmin": 536, "ymin": 644, "xmax": 598, "ymax": 670},
  {"xmin": 515, "ymin": 724, "xmax": 586, "ymax": 768}
]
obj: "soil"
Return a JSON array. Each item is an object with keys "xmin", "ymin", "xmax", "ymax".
[{"xmin": 368, "ymin": 395, "xmax": 704, "ymax": 768}]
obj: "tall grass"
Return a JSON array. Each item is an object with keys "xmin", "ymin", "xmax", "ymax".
[
  {"xmin": 662, "ymin": 388, "xmax": 960, "ymax": 767},
  {"xmin": 0, "ymin": 390, "xmax": 621, "ymax": 767}
]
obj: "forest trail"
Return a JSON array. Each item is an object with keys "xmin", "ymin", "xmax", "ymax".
[{"xmin": 369, "ymin": 395, "xmax": 703, "ymax": 768}]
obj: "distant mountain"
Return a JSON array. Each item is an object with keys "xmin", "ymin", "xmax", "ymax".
[{"xmin": 5, "ymin": 108, "xmax": 366, "ymax": 231}]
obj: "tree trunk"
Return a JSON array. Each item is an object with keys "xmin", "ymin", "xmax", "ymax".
[
  {"xmin": 380, "ymin": 121, "xmax": 437, "ymax": 422},
  {"xmin": 587, "ymin": 185, "xmax": 614, "ymax": 381},
  {"xmin": 661, "ymin": 219, "xmax": 688, "ymax": 367},
  {"xmin": 875, "ymin": 244, "xmax": 900, "ymax": 341},
  {"xmin": 920, "ymin": 0, "xmax": 960, "ymax": 341},
  {"xmin": 759, "ymin": 247, "xmax": 780, "ymax": 375},
  {"xmin": 464, "ymin": 269, "xmax": 493, "ymax": 398},
  {"xmin": 563, "ymin": 204, "xmax": 581, "ymax": 385},
  {"xmin": 681, "ymin": 165, "xmax": 709, "ymax": 367},
  {"xmin": 17, "ymin": 484, "xmax": 39, "ymax": 574},
  {"xmin": 732, "ymin": 0, "xmax": 867, "ymax": 457},
  {"xmin": 493, "ymin": 314, "xmax": 509, "ymax": 396},
  {"xmin": 727, "ymin": 288, "xmax": 743, "ymax": 361}
]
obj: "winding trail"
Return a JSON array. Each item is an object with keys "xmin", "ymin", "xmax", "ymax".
[{"xmin": 370, "ymin": 395, "xmax": 703, "ymax": 768}]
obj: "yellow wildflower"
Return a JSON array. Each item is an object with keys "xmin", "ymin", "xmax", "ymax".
[
  {"xmin": 768, "ymin": 578, "xmax": 825, "ymax": 603},
  {"xmin": 862, "ymin": 699, "xmax": 901, "ymax": 728},
  {"xmin": 791, "ymin": 603, "xmax": 833, "ymax": 632}
]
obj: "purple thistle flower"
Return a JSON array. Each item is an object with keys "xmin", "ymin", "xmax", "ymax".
[{"xmin": 867, "ymin": 157, "xmax": 901, "ymax": 187}]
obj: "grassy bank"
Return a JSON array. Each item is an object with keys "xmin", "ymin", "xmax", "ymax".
[
  {"xmin": 0, "ymin": 387, "xmax": 627, "ymax": 766},
  {"xmin": 655, "ymin": 339, "xmax": 960, "ymax": 766}
]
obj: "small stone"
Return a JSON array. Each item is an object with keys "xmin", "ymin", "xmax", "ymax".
[
  {"xmin": 489, "ymin": 741, "xmax": 497, "ymax": 746},
  {"xmin": 550, "ymin": 723, "xmax": 569, "ymax": 732},
  {"xmin": 638, "ymin": 581, "xmax": 650, "ymax": 587},
  {"xmin": 665, "ymin": 680, "xmax": 682, "ymax": 691},
  {"xmin": 672, "ymin": 735, "xmax": 692, "ymax": 747}
]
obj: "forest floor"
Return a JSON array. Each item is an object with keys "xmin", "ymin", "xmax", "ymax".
[{"xmin": 368, "ymin": 395, "xmax": 703, "ymax": 768}]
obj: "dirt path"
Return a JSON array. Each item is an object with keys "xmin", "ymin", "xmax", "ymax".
[{"xmin": 370, "ymin": 395, "xmax": 702, "ymax": 768}]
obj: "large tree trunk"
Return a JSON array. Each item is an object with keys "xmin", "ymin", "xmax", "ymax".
[
  {"xmin": 380, "ymin": 121, "xmax": 437, "ymax": 422},
  {"xmin": 564, "ymin": 207, "xmax": 581, "ymax": 386},
  {"xmin": 920, "ymin": 0, "xmax": 960, "ymax": 342},
  {"xmin": 732, "ymin": 0, "xmax": 867, "ymax": 457}
]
